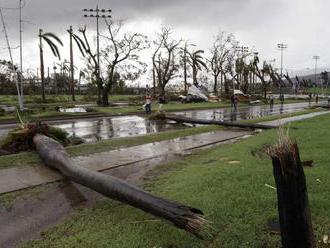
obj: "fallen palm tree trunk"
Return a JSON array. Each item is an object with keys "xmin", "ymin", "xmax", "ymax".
[
  {"xmin": 165, "ymin": 114, "xmax": 274, "ymax": 130},
  {"xmin": 33, "ymin": 134, "xmax": 212, "ymax": 239},
  {"xmin": 267, "ymin": 132, "xmax": 315, "ymax": 248}
]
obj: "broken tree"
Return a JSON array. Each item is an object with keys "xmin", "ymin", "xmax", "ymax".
[
  {"xmin": 267, "ymin": 133, "xmax": 315, "ymax": 248},
  {"xmin": 33, "ymin": 133, "xmax": 213, "ymax": 239}
]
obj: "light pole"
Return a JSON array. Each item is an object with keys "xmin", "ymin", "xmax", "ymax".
[
  {"xmin": 235, "ymin": 46, "xmax": 249, "ymax": 90},
  {"xmin": 313, "ymin": 55, "xmax": 320, "ymax": 94},
  {"xmin": 83, "ymin": 7, "xmax": 111, "ymax": 80},
  {"xmin": 277, "ymin": 43, "xmax": 287, "ymax": 77}
]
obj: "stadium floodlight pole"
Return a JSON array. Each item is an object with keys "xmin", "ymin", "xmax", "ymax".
[
  {"xmin": 83, "ymin": 6, "xmax": 111, "ymax": 79},
  {"xmin": 234, "ymin": 46, "xmax": 249, "ymax": 90},
  {"xmin": 235, "ymin": 45, "xmax": 249, "ymax": 60},
  {"xmin": 313, "ymin": 55, "xmax": 320, "ymax": 93},
  {"xmin": 277, "ymin": 43, "xmax": 287, "ymax": 77}
]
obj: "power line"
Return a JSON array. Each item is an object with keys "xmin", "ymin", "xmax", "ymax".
[{"xmin": 82, "ymin": 6, "xmax": 111, "ymax": 79}]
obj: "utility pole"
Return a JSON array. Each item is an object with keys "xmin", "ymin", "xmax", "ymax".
[
  {"xmin": 53, "ymin": 63, "xmax": 57, "ymax": 94},
  {"xmin": 19, "ymin": 0, "xmax": 24, "ymax": 108},
  {"xmin": 277, "ymin": 43, "xmax": 287, "ymax": 77},
  {"xmin": 0, "ymin": 8, "xmax": 23, "ymax": 110},
  {"xmin": 69, "ymin": 26, "xmax": 75, "ymax": 101},
  {"xmin": 183, "ymin": 42, "xmax": 188, "ymax": 94},
  {"xmin": 83, "ymin": 7, "xmax": 111, "ymax": 83},
  {"xmin": 313, "ymin": 55, "xmax": 320, "ymax": 94}
]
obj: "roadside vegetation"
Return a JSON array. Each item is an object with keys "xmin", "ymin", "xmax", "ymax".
[
  {"xmin": 0, "ymin": 107, "xmax": 321, "ymax": 169},
  {"xmin": 21, "ymin": 113, "xmax": 330, "ymax": 248}
]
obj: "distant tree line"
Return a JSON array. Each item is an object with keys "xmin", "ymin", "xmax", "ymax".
[{"xmin": 1, "ymin": 16, "xmax": 328, "ymax": 105}]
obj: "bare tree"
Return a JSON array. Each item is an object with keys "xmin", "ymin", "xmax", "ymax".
[
  {"xmin": 152, "ymin": 27, "xmax": 181, "ymax": 100},
  {"xmin": 71, "ymin": 26, "xmax": 103, "ymax": 104},
  {"xmin": 252, "ymin": 56, "xmax": 272, "ymax": 99},
  {"xmin": 208, "ymin": 31, "xmax": 234, "ymax": 94},
  {"xmin": 101, "ymin": 19, "xmax": 149, "ymax": 106}
]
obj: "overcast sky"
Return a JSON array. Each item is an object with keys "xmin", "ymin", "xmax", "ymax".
[{"xmin": 0, "ymin": 0, "xmax": 329, "ymax": 79}]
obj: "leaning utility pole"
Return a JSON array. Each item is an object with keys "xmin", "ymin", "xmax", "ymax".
[
  {"xmin": 69, "ymin": 26, "xmax": 75, "ymax": 101},
  {"xmin": 19, "ymin": 0, "xmax": 24, "ymax": 108},
  {"xmin": 0, "ymin": 8, "xmax": 23, "ymax": 110},
  {"xmin": 183, "ymin": 42, "xmax": 188, "ymax": 95}
]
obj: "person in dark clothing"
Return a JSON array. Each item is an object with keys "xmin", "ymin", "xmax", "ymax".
[
  {"xmin": 145, "ymin": 95, "xmax": 152, "ymax": 114},
  {"xmin": 279, "ymin": 94, "xmax": 284, "ymax": 105},
  {"xmin": 231, "ymin": 94, "xmax": 237, "ymax": 110},
  {"xmin": 315, "ymin": 94, "xmax": 319, "ymax": 104},
  {"xmin": 269, "ymin": 94, "xmax": 274, "ymax": 110}
]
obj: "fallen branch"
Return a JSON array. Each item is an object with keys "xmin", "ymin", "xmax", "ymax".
[
  {"xmin": 33, "ymin": 134, "xmax": 213, "ymax": 239},
  {"xmin": 164, "ymin": 114, "xmax": 274, "ymax": 130}
]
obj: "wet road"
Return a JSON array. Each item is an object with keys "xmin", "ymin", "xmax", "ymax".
[
  {"xmin": 0, "ymin": 102, "xmax": 321, "ymax": 142},
  {"xmin": 175, "ymin": 102, "xmax": 316, "ymax": 122}
]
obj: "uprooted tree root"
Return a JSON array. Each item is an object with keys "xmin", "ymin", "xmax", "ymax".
[{"xmin": 0, "ymin": 122, "xmax": 77, "ymax": 155}]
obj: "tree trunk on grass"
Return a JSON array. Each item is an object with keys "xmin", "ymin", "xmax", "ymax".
[
  {"xmin": 165, "ymin": 114, "xmax": 274, "ymax": 130},
  {"xmin": 33, "ymin": 134, "xmax": 212, "ymax": 239},
  {"xmin": 269, "ymin": 141, "xmax": 315, "ymax": 248}
]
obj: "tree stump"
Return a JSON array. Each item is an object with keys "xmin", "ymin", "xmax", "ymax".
[{"xmin": 268, "ymin": 137, "xmax": 315, "ymax": 248}]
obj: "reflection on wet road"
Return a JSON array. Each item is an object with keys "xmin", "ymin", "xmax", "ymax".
[
  {"xmin": 0, "ymin": 102, "xmax": 322, "ymax": 143},
  {"xmin": 53, "ymin": 116, "xmax": 187, "ymax": 143},
  {"xmin": 175, "ymin": 102, "xmax": 313, "ymax": 122}
]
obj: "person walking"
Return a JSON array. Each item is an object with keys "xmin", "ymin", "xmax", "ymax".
[
  {"xmin": 269, "ymin": 94, "xmax": 274, "ymax": 110},
  {"xmin": 308, "ymin": 93, "xmax": 312, "ymax": 104},
  {"xmin": 279, "ymin": 94, "xmax": 284, "ymax": 105},
  {"xmin": 315, "ymin": 94, "xmax": 319, "ymax": 104},
  {"xmin": 233, "ymin": 95, "xmax": 238, "ymax": 110},
  {"xmin": 230, "ymin": 94, "xmax": 235, "ymax": 109},
  {"xmin": 145, "ymin": 95, "xmax": 152, "ymax": 114}
]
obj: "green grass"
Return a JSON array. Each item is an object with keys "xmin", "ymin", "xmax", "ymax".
[
  {"xmin": 307, "ymin": 87, "xmax": 330, "ymax": 95},
  {"xmin": 22, "ymin": 113, "xmax": 330, "ymax": 248}
]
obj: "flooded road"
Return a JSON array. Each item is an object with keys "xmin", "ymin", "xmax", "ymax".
[{"xmin": 0, "ymin": 102, "xmax": 321, "ymax": 142}]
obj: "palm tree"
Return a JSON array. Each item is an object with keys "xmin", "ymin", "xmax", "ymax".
[
  {"xmin": 39, "ymin": 29, "xmax": 63, "ymax": 102},
  {"xmin": 188, "ymin": 50, "xmax": 207, "ymax": 86}
]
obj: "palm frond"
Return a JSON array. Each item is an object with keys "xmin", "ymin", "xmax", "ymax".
[
  {"xmin": 43, "ymin": 36, "xmax": 61, "ymax": 59},
  {"xmin": 72, "ymin": 34, "xmax": 86, "ymax": 57},
  {"xmin": 43, "ymin": 32, "xmax": 63, "ymax": 46}
]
